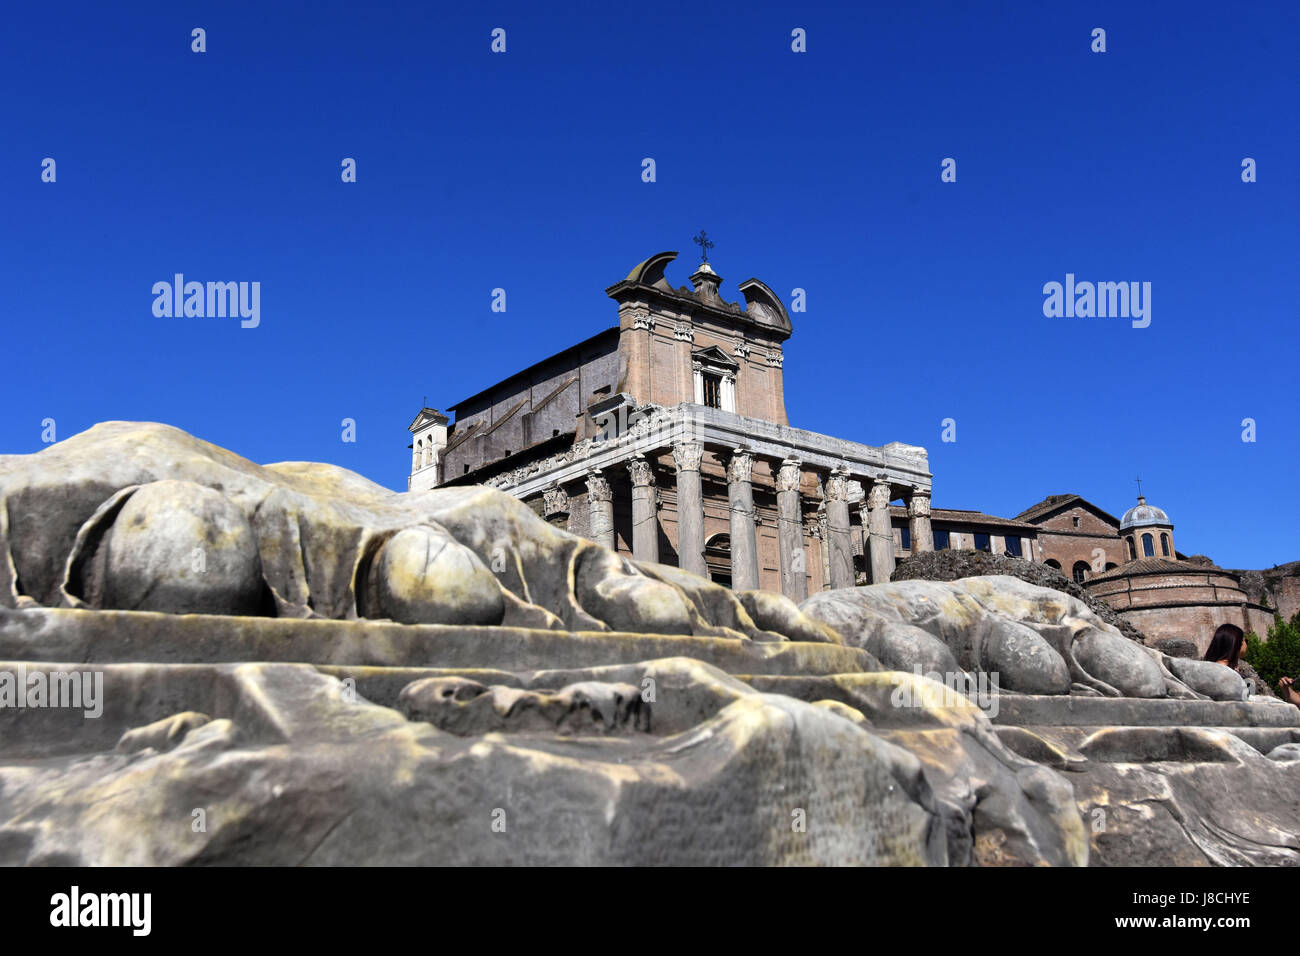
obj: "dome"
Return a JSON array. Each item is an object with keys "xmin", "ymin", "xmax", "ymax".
[{"xmin": 1120, "ymin": 495, "xmax": 1171, "ymax": 530}]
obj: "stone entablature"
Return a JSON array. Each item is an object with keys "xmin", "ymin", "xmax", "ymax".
[{"xmin": 482, "ymin": 403, "xmax": 930, "ymax": 501}]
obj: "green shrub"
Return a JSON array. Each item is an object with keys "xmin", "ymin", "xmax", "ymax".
[{"xmin": 1243, "ymin": 612, "xmax": 1300, "ymax": 691}]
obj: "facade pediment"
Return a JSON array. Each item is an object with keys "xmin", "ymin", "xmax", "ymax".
[
  {"xmin": 691, "ymin": 344, "xmax": 739, "ymax": 369},
  {"xmin": 407, "ymin": 407, "xmax": 448, "ymax": 432}
]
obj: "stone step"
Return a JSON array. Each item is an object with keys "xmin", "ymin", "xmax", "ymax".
[
  {"xmin": 1001, "ymin": 724, "xmax": 1300, "ymax": 761},
  {"xmin": 0, "ymin": 608, "xmax": 872, "ymax": 678},
  {"xmin": 993, "ymin": 693, "xmax": 1300, "ymax": 729}
]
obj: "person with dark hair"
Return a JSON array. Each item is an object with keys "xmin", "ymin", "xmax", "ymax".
[{"xmin": 1202, "ymin": 623, "xmax": 1245, "ymax": 669}]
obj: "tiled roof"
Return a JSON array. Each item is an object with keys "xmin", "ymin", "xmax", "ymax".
[
  {"xmin": 1086, "ymin": 557, "xmax": 1229, "ymax": 584},
  {"xmin": 1014, "ymin": 494, "xmax": 1081, "ymax": 522},
  {"xmin": 1014, "ymin": 494, "xmax": 1121, "ymax": 526},
  {"xmin": 888, "ymin": 505, "xmax": 1037, "ymax": 531}
]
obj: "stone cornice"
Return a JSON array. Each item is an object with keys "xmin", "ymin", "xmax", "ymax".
[{"xmin": 482, "ymin": 403, "xmax": 931, "ymax": 500}]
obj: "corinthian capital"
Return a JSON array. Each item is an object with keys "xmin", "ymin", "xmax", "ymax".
[
  {"xmin": 825, "ymin": 468, "xmax": 851, "ymax": 502},
  {"xmin": 868, "ymin": 477, "xmax": 893, "ymax": 510},
  {"xmin": 672, "ymin": 440, "xmax": 704, "ymax": 473},
  {"xmin": 543, "ymin": 483, "xmax": 569, "ymax": 517},
  {"xmin": 776, "ymin": 459, "xmax": 802, "ymax": 494},
  {"xmin": 585, "ymin": 471, "xmax": 612, "ymax": 503},
  {"xmin": 627, "ymin": 455, "xmax": 655, "ymax": 488},
  {"xmin": 907, "ymin": 490, "xmax": 931, "ymax": 518},
  {"xmin": 726, "ymin": 449, "xmax": 754, "ymax": 484}
]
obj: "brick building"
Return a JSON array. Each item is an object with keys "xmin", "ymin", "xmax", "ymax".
[{"xmin": 407, "ymin": 249, "xmax": 934, "ymax": 599}]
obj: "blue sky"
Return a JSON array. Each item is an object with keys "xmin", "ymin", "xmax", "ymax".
[{"xmin": 2, "ymin": 0, "xmax": 1296, "ymax": 569}]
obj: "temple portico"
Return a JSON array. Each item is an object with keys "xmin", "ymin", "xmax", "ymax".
[
  {"xmin": 476, "ymin": 402, "xmax": 931, "ymax": 598},
  {"xmin": 408, "ymin": 246, "xmax": 933, "ymax": 598}
]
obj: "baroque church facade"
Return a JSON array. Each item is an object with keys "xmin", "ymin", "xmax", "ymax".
[{"xmin": 406, "ymin": 247, "xmax": 1274, "ymax": 652}]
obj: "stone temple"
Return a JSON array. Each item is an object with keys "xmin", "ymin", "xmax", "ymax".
[{"xmin": 407, "ymin": 249, "xmax": 935, "ymax": 600}]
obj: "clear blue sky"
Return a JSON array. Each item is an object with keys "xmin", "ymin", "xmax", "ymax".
[{"xmin": 2, "ymin": 0, "xmax": 1296, "ymax": 569}]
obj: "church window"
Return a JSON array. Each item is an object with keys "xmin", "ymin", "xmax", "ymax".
[
  {"xmin": 1072, "ymin": 516, "xmax": 1081, "ymax": 528},
  {"xmin": 973, "ymin": 532, "xmax": 990, "ymax": 552},
  {"xmin": 1142, "ymin": 533, "xmax": 1155, "ymax": 557},
  {"xmin": 701, "ymin": 371, "xmax": 723, "ymax": 409},
  {"xmin": 1127, "ymin": 537, "xmax": 1136, "ymax": 560},
  {"xmin": 933, "ymin": 530, "xmax": 950, "ymax": 550},
  {"xmin": 1161, "ymin": 533, "xmax": 1170, "ymax": 556},
  {"xmin": 1004, "ymin": 535, "xmax": 1022, "ymax": 557},
  {"xmin": 1072, "ymin": 561, "xmax": 1089, "ymax": 584}
]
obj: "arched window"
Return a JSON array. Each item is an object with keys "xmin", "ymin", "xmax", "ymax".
[
  {"xmin": 1161, "ymin": 533, "xmax": 1170, "ymax": 556},
  {"xmin": 1142, "ymin": 533, "xmax": 1155, "ymax": 557},
  {"xmin": 1045, "ymin": 559, "xmax": 1062, "ymax": 570},
  {"xmin": 1072, "ymin": 561, "xmax": 1090, "ymax": 584},
  {"xmin": 1126, "ymin": 536, "xmax": 1135, "ymax": 560},
  {"xmin": 1104, "ymin": 562, "xmax": 1118, "ymax": 571}
]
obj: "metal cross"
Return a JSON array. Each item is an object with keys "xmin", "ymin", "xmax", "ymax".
[
  {"xmin": 693, "ymin": 230, "xmax": 714, "ymax": 262},
  {"xmin": 1135, "ymin": 476, "xmax": 1143, "ymax": 497}
]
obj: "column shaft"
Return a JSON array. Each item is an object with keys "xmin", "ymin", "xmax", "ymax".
[
  {"xmin": 776, "ymin": 459, "xmax": 808, "ymax": 602},
  {"xmin": 826, "ymin": 470, "xmax": 854, "ymax": 589},
  {"xmin": 628, "ymin": 456, "xmax": 659, "ymax": 565},
  {"xmin": 586, "ymin": 471, "xmax": 615, "ymax": 551},
  {"xmin": 867, "ymin": 476, "xmax": 896, "ymax": 584},
  {"xmin": 726, "ymin": 450, "xmax": 760, "ymax": 591},
  {"xmin": 673, "ymin": 441, "xmax": 707, "ymax": 578},
  {"xmin": 907, "ymin": 489, "xmax": 934, "ymax": 554}
]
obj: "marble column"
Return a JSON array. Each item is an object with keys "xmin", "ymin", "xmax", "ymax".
[
  {"xmin": 825, "ymin": 468, "xmax": 854, "ymax": 590},
  {"xmin": 776, "ymin": 459, "xmax": 807, "ymax": 602},
  {"xmin": 907, "ymin": 489, "xmax": 934, "ymax": 554},
  {"xmin": 867, "ymin": 476, "xmax": 896, "ymax": 584},
  {"xmin": 725, "ymin": 449, "xmax": 760, "ymax": 591},
  {"xmin": 627, "ymin": 455, "xmax": 659, "ymax": 565},
  {"xmin": 672, "ymin": 440, "xmax": 707, "ymax": 578},
  {"xmin": 586, "ymin": 470, "xmax": 615, "ymax": 551},
  {"xmin": 543, "ymin": 483, "xmax": 570, "ymax": 529},
  {"xmin": 815, "ymin": 516, "xmax": 830, "ymax": 591}
]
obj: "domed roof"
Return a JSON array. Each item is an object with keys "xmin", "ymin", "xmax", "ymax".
[{"xmin": 1120, "ymin": 495, "xmax": 1171, "ymax": 530}]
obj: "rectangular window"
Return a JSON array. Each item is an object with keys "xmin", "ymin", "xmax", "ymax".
[
  {"xmin": 900, "ymin": 526, "xmax": 911, "ymax": 550},
  {"xmin": 933, "ymin": 529, "xmax": 950, "ymax": 550},
  {"xmin": 1004, "ymin": 535, "xmax": 1022, "ymax": 557},
  {"xmin": 973, "ymin": 532, "xmax": 991, "ymax": 552},
  {"xmin": 701, "ymin": 372, "xmax": 722, "ymax": 409}
]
